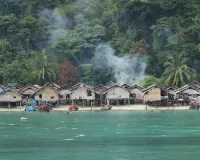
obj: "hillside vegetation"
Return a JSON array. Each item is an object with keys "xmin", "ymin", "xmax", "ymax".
[{"xmin": 0, "ymin": 0, "xmax": 200, "ymax": 87}]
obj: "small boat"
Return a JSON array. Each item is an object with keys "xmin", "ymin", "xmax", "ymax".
[
  {"xmin": 38, "ymin": 104, "xmax": 52, "ymax": 112},
  {"xmin": 69, "ymin": 105, "xmax": 79, "ymax": 111},
  {"xmin": 25, "ymin": 105, "xmax": 37, "ymax": 112},
  {"xmin": 25, "ymin": 101, "xmax": 37, "ymax": 112}
]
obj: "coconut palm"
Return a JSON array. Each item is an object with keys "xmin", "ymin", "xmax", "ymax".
[
  {"xmin": 163, "ymin": 54, "xmax": 196, "ymax": 87},
  {"xmin": 32, "ymin": 49, "xmax": 56, "ymax": 85}
]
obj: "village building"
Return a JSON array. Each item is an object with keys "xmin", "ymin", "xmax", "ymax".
[
  {"xmin": 174, "ymin": 85, "xmax": 200, "ymax": 105},
  {"xmin": 142, "ymin": 85, "xmax": 170, "ymax": 105},
  {"xmin": 129, "ymin": 85, "xmax": 144, "ymax": 104},
  {"xmin": 19, "ymin": 84, "xmax": 39, "ymax": 100},
  {"xmin": 70, "ymin": 83, "xmax": 96, "ymax": 107},
  {"xmin": 58, "ymin": 84, "xmax": 72, "ymax": 104},
  {"xmin": 94, "ymin": 84, "xmax": 107, "ymax": 106},
  {"xmin": 0, "ymin": 88, "xmax": 22, "ymax": 107},
  {"xmin": 32, "ymin": 83, "xmax": 62, "ymax": 105},
  {"xmin": 103, "ymin": 85, "xmax": 130, "ymax": 106},
  {"xmin": 104, "ymin": 81, "xmax": 117, "ymax": 89}
]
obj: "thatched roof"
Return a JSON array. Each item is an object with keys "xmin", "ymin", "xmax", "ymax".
[
  {"xmin": 103, "ymin": 85, "xmax": 130, "ymax": 94},
  {"xmin": 19, "ymin": 84, "xmax": 39, "ymax": 93},
  {"xmin": 121, "ymin": 84, "xmax": 132, "ymax": 90},
  {"xmin": 104, "ymin": 81, "xmax": 117, "ymax": 89},
  {"xmin": 70, "ymin": 82, "xmax": 94, "ymax": 92},
  {"xmin": 52, "ymin": 83, "xmax": 60, "ymax": 89},
  {"xmin": 175, "ymin": 85, "xmax": 199, "ymax": 94},
  {"xmin": 192, "ymin": 81, "xmax": 200, "ymax": 88},
  {"xmin": 183, "ymin": 89, "xmax": 200, "ymax": 95},
  {"xmin": 131, "ymin": 84, "xmax": 144, "ymax": 90},
  {"xmin": 32, "ymin": 82, "xmax": 62, "ymax": 96},
  {"xmin": 0, "ymin": 88, "xmax": 22, "ymax": 97},
  {"xmin": 33, "ymin": 84, "xmax": 41, "ymax": 89},
  {"xmin": 142, "ymin": 84, "xmax": 168, "ymax": 94},
  {"xmin": 5, "ymin": 83, "xmax": 22, "ymax": 90},
  {"xmin": 58, "ymin": 84, "xmax": 72, "ymax": 91},
  {"xmin": 94, "ymin": 84, "xmax": 107, "ymax": 93}
]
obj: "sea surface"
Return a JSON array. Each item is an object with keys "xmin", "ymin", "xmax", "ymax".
[{"xmin": 0, "ymin": 110, "xmax": 200, "ymax": 160}]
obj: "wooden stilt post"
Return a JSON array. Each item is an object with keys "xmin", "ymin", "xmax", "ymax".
[
  {"xmin": 20, "ymin": 101, "xmax": 21, "ymax": 110},
  {"xmin": 9, "ymin": 102, "xmax": 10, "ymax": 109}
]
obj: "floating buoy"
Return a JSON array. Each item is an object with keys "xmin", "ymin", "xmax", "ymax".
[{"xmin": 21, "ymin": 117, "xmax": 27, "ymax": 120}]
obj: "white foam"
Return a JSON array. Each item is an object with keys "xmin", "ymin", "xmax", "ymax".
[
  {"xmin": 8, "ymin": 124, "xmax": 15, "ymax": 126},
  {"xmin": 64, "ymin": 139, "xmax": 74, "ymax": 141},
  {"xmin": 72, "ymin": 128, "xmax": 78, "ymax": 130},
  {"xmin": 76, "ymin": 134, "xmax": 85, "ymax": 137}
]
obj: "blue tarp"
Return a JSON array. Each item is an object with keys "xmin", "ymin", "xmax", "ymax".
[{"xmin": 0, "ymin": 88, "xmax": 10, "ymax": 95}]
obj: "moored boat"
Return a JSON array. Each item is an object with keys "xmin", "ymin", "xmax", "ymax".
[
  {"xmin": 38, "ymin": 104, "xmax": 52, "ymax": 112},
  {"xmin": 25, "ymin": 101, "xmax": 37, "ymax": 112},
  {"xmin": 69, "ymin": 105, "xmax": 79, "ymax": 111}
]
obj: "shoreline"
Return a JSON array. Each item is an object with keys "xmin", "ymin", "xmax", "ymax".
[{"xmin": 0, "ymin": 105, "xmax": 190, "ymax": 112}]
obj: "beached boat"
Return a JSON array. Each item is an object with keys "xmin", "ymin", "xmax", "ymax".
[
  {"xmin": 25, "ymin": 105, "xmax": 37, "ymax": 112},
  {"xmin": 69, "ymin": 105, "xmax": 79, "ymax": 111},
  {"xmin": 37, "ymin": 104, "xmax": 52, "ymax": 112},
  {"xmin": 25, "ymin": 101, "xmax": 37, "ymax": 112}
]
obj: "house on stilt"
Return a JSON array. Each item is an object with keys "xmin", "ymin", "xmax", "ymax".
[
  {"xmin": 32, "ymin": 83, "xmax": 62, "ymax": 106},
  {"xmin": 103, "ymin": 85, "xmax": 130, "ymax": 106},
  {"xmin": 70, "ymin": 83, "xmax": 96, "ymax": 107},
  {"xmin": 0, "ymin": 88, "xmax": 22, "ymax": 108}
]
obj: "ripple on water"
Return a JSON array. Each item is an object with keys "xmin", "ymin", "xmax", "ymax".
[
  {"xmin": 64, "ymin": 139, "xmax": 74, "ymax": 141},
  {"xmin": 72, "ymin": 128, "xmax": 78, "ymax": 130},
  {"xmin": 8, "ymin": 124, "xmax": 15, "ymax": 126},
  {"xmin": 76, "ymin": 134, "xmax": 85, "ymax": 137}
]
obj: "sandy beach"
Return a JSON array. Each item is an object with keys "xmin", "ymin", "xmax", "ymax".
[{"xmin": 0, "ymin": 105, "xmax": 190, "ymax": 112}]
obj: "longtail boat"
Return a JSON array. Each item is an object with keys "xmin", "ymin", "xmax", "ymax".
[
  {"xmin": 38, "ymin": 104, "xmax": 52, "ymax": 112},
  {"xmin": 69, "ymin": 105, "xmax": 79, "ymax": 111}
]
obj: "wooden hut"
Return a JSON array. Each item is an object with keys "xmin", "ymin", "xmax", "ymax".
[
  {"xmin": 58, "ymin": 84, "xmax": 72, "ymax": 104},
  {"xmin": 143, "ymin": 85, "xmax": 169, "ymax": 105},
  {"xmin": 103, "ymin": 85, "xmax": 130, "ymax": 106},
  {"xmin": 129, "ymin": 85, "xmax": 144, "ymax": 104},
  {"xmin": 0, "ymin": 88, "xmax": 22, "ymax": 107},
  {"xmin": 19, "ymin": 84, "xmax": 39, "ymax": 99},
  {"xmin": 94, "ymin": 84, "xmax": 107, "ymax": 106},
  {"xmin": 174, "ymin": 85, "xmax": 200, "ymax": 105},
  {"xmin": 32, "ymin": 83, "xmax": 62, "ymax": 104},
  {"xmin": 70, "ymin": 83, "xmax": 95, "ymax": 107}
]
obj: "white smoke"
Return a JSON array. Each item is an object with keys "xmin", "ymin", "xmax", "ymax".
[
  {"xmin": 41, "ymin": 9, "xmax": 71, "ymax": 45},
  {"xmin": 92, "ymin": 44, "xmax": 147, "ymax": 85}
]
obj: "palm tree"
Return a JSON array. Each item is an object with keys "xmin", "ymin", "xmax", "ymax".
[
  {"xmin": 163, "ymin": 54, "xmax": 196, "ymax": 87},
  {"xmin": 33, "ymin": 49, "xmax": 56, "ymax": 85}
]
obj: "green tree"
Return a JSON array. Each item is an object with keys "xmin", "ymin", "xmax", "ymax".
[
  {"xmin": 32, "ymin": 49, "xmax": 57, "ymax": 85},
  {"xmin": 163, "ymin": 54, "xmax": 196, "ymax": 87}
]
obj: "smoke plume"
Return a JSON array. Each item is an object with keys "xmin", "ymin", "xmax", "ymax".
[
  {"xmin": 41, "ymin": 9, "xmax": 71, "ymax": 45},
  {"xmin": 92, "ymin": 44, "xmax": 147, "ymax": 85}
]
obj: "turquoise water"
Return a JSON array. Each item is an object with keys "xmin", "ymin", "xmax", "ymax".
[{"xmin": 0, "ymin": 111, "xmax": 200, "ymax": 160}]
